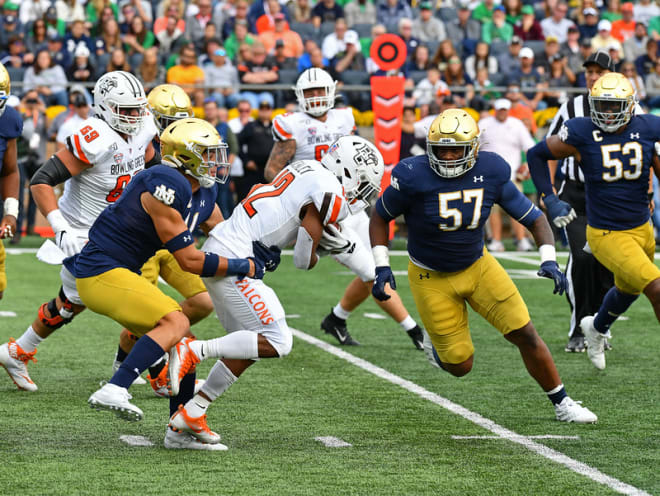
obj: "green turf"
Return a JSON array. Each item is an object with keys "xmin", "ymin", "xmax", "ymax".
[{"xmin": 0, "ymin": 245, "xmax": 658, "ymax": 495}]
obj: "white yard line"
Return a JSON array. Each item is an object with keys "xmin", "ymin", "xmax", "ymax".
[
  {"xmin": 291, "ymin": 327, "xmax": 651, "ymax": 496},
  {"xmin": 452, "ymin": 435, "xmax": 580, "ymax": 440},
  {"xmin": 315, "ymin": 436, "xmax": 353, "ymax": 447},
  {"xmin": 119, "ymin": 435, "xmax": 154, "ymax": 447}
]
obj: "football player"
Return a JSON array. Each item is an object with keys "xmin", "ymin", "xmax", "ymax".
[
  {"xmin": 264, "ymin": 67, "xmax": 425, "ymax": 349},
  {"xmin": 528, "ymin": 72, "xmax": 660, "ymax": 370},
  {"xmin": 164, "ymin": 136, "xmax": 383, "ymax": 445},
  {"xmin": 65, "ymin": 118, "xmax": 277, "ymax": 450},
  {"xmin": 0, "ymin": 62, "xmax": 22, "ymax": 299},
  {"xmin": 0, "ymin": 71, "xmax": 159, "ymax": 392},
  {"xmin": 112, "ymin": 83, "xmax": 213, "ymax": 397},
  {"xmin": 370, "ymin": 109, "xmax": 597, "ymax": 423}
]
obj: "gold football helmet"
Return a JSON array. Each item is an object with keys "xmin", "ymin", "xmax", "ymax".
[
  {"xmin": 160, "ymin": 118, "xmax": 229, "ymax": 188},
  {"xmin": 589, "ymin": 72, "xmax": 635, "ymax": 133},
  {"xmin": 0, "ymin": 62, "xmax": 10, "ymax": 117},
  {"xmin": 427, "ymin": 108, "xmax": 480, "ymax": 178},
  {"xmin": 148, "ymin": 84, "xmax": 194, "ymax": 133}
]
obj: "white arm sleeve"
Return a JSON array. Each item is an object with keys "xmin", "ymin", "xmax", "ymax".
[{"xmin": 293, "ymin": 225, "xmax": 318, "ymax": 270}]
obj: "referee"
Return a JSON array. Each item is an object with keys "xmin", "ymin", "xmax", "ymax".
[{"xmin": 546, "ymin": 51, "xmax": 628, "ymax": 352}]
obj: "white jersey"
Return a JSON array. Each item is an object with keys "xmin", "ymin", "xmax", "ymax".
[
  {"xmin": 208, "ymin": 160, "xmax": 348, "ymax": 258},
  {"xmin": 60, "ymin": 116, "xmax": 158, "ymax": 231},
  {"xmin": 272, "ymin": 108, "xmax": 356, "ymax": 162}
]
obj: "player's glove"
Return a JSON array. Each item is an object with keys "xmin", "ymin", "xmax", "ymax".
[
  {"xmin": 246, "ymin": 257, "xmax": 266, "ymax": 280},
  {"xmin": 317, "ymin": 223, "xmax": 355, "ymax": 256},
  {"xmin": 543, "ymin": 194, "xmax": 577, "ymax": 228},
  {"xmin": 537, "ymin": 260, "xmax": 567, "ymax": 295},
  {"xmin": 252, "ymin": 241, "xmax": 281, "ymax": 272},
  {"xmin": 55, "ymin": 230, "xmax": 85, "ymax": 257},
  {"xmin": 372, "ymin": 266, "xmax": 396, "ymax": 301}
]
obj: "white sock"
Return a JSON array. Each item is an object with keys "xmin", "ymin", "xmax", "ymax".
[
  {"xmin": 398, "ymin": 315, "xmax": 417, "ymax": 331},
  {"xmin": 333, "ymin": 303, "xmax": 351, "ymax": 320},
  {"xmin": 15, "ymin": 326, "xmax": 43, "ymax": 353},
  {"xmin": 185, "ymin": 394, "xmax": 212, "ymax": 418},
  {"xmin": 192, "ymin": 331, "xmax": 259, "ymax": 360},
  {"xmin": 196, "ymin": 360, "xmax": 237, "ymax": 403}
]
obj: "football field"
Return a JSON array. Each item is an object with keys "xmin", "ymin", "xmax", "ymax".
[{"xmin": 1, "ymin": 240, "xmax": 658, "ymax": 495}]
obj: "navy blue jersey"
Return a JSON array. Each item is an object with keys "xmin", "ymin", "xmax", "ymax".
[
  {"xmin": 560, "ymin": 115, "xmax": 658, "ymax": 230},
  {"xmin": 64, "ymin": 165, "xmax": 217, "ymax": 277},
  {"xmin": 376, "ymin": 151, "xmax": 542, "ymax": 272},
  {"xmin": 0, "ymin": 106, "xmax": 23, "ymax": 173}
]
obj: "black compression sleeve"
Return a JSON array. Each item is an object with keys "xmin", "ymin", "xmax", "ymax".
[{"xmin": 30, "ymin": 155, "xmax": 72, "ymax": 187}]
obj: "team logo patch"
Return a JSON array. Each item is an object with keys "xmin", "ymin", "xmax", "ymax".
[
  {"xmin": 113, "ymin": 153, "xmax": 124, "ymax": 165},
  {"xmin": 558, "ymin": 124, "xmax": 569, "ymax": 142},
  {"xmin": 308, "ymin": 127, "xmax": 317, "ymax": 136},
  {"xmin": 153, "ymin": 184, "xmax": 176, "ymax": 205},
  {"xmin": 98, "ymin": 77, "xmax": 118, "ymax": 96}
]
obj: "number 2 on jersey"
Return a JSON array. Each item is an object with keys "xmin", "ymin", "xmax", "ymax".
[
  {"xmin": 106, "ymin": 174, "xmax": 131, "ymax": 203},
  {"xmin": 242, "ymin": 171, "xmax": 295, "ymax": 218}
]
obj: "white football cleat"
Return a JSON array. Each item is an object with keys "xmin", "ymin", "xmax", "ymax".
[
  {"xmin": 0, "ymin": 339, "xmax": 38, "ymax": 391},
  {"xmin": 581, "ymin": 315, "xmax": 610, "ymax": 370},
  {"xmin": 169, "ymin": 404, "xmax": 221, "ymax": 444},
  {"xmin": 554, "ymin": 396, "xmax": 598, "ymax": 423},
  {"xmin": 168, "ymin": 338, "xmax": 200, "ymax": 397},
  {"xmin": 112, "ymin": 360, "xmax": 147, "ymax": 385},
  {"xmin": 88, "ymin": 383, "xmax": 143, "ymax": 421},
  {"xmin": 164, "ymin": 427, "xmax": 228, "ymax": 451}
]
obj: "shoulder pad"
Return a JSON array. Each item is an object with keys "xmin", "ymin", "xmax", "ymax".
[
  {"xmin": 0, "ymin": 106, "xmax": 23, "ymax": 139},
  {"xmin": 65, "ymin": 118, "xmax": 115, "ymax": 165},
  {"xmin": 272, "ymin": 113, "xmax": 294, "ymax": 141},
  {"xmin": 144, "ymin": 166, "xmax": 191, "ymax": 212}
]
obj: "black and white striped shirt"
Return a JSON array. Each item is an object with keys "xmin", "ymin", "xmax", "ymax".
[{"xmin": 546, "ymin": 94, "xmax": 644, "ymax": 184}]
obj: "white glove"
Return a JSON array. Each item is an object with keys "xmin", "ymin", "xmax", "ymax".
[
  {"xmin": 317, "ymin": 223, "xmax": 355, "ymax": 256},
  {"xmin": 47, "ymin": 210, "xmax": 84, "ymax": 257}
]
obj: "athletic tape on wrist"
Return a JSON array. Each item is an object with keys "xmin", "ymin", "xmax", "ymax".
[
  {"xmin": 539, "ymin": 244, "xmax": 556, "ymax": 263},
  {"xmin": 3, "ymin": 197, "xmax": 18, "ymax": 219},
  {"xmin": 372, "ymin": 245, "xmax": 390, "ymax": 267}
]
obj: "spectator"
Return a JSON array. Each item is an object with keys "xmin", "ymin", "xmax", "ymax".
[
  {"xmin": 290, "ymin": 0, "xmax": 313, "ymax": 24},
  {"xmin": 56, "ymin": 0, "xmax": 86, "ymax": 26},
  {"xmin": 223, "ymin": 0, "xmax": 250, "ymax": 40},
  {"xmin": 237, "ymin": 100, "xmax": 274, "ymax": 201},
  {"xmin": 26, "ymin": 19, "xmax": 49, "ymax": 56},
  {"xmin": 332, "ymin": 30, "xmax": 366, "ymax": 72},
  {"xmin": 225, "ymin": 19, "xmax": 255, "ymax": 61},
  {"xmin": 204, "ymin": 48, "xmax": 240, "ymax": 108},
  {"xmin": 591, "ymin": 20, "xmax": 624, "ymax": 58},
  {"xmin": 86, "ymin": 1, "xmax": 119, "ymax": 34},
  {"xmin": 562, "ymin": 25, "xmax": 586, "ymax": 74},
  {"xmin": 106, "ymin": 47, "xmax": 132, "ymax": 73},
  {"xmin": 119, "ymin": 3, "xmax": 136, "ymax": 33},
  {"xmin": 480, "ymin": 97, "xmax": 536, "ymax": 252},
  {"xmin": 535, "ymin": 36, "xmax": 561, "ymax": 75},
  {"xmin": 645, "ymin": 59, "xmax": 660, "ymax": 108},
  {"xmin": 431, "ymin": 39, "xmax": 458, "ymax": 73},
  {"xmin": 64, "ymin": 19, "xmax": 94, "ymax": 59},
  {"xmin": 649, "ymin": 16, "xmax": 660, "ymax": 41},
  {"xmin": 611, "ymin": 2, "xmax": 636, "ymax": 42},
  {"xmin": 0, "ymin": 37, "xmax": 33, "ymax": 69},
  {"xmin": 322, "ymin": 18, "xmax": 359, "ymax": 60},
  {"xmin": 23, "ymin": 50, "xmax": 69, "ymax": 106},
  {"xmin": 271, "ymin": 39, "xmax": 299, "ymax": 69},
  {"xmin": 376, "ymin": 0, "xmax": 412, "ymax": 27},
  {"xmin": 399, "ymin": 106, "xmax": 417, "ymax": 160},
  {"xmin": 482, "ymin": 5, "xmax": 514, "ymax": 44},
  {"xmin": 155, "ymin": 0, "xmax": 185, "ymax": 19},
  {"xmin": 136, "ymin": 47, "xmax": 166, "ymax": 92},
  {"xmin": 607, "ymin": 43, "xmax": 624, "ymax": 71},
  {"xmin": 212, "ymin": 0, "xmax": 236, "ymax": 31},
  {"xmin": 498, "ymin": 35, "xmax": 523, "ymax": 74},
  {"xmin": 624, "ymin": 22, "xmax": 649, "ymax": 63},
  {"xmin": 465, "ymin": 41, "xmax": 499, "ymax": 80},
  {"xmin": 123, "ymin": 15, "xmax": 156, "ymax": 59},
  {"xmin": 635, "ymin": 38, "xmax": 658, "ymax": 77},
  {"xmin": 237, "ymin": 42, "xmax": 278, "ymax": 109},
  {"xmin": 203, "ymin": 99, "xmax": 238, "ymax": 218},
  {"xmin": 578, "ymin": 7, "xmax": 600, "ymax": 40},
  {"xmin": 471, "ymin": 0, "xmax": 497, "ymax": 23},
  {"xmin": 413, "ymin": 67, "xmax": 449, "ymax": 107},
  {"xmin": 156, "ymin": 16, "xmax": 186, "ymax": 56},
  {"xmin": 472, "ymin": 66, "xmax": 500, "ymax": 111},
  {"xmin": 19, "ymin": 0, "xmax": 50, "ymax": 25},
  {"xmin": 540, "ymin": 2, "xmax": 574, "ymax": 43},
  {"xmin": 298, "ymin": 39, "xmax": 328, "ymax": 72},
  {"xmin": 505, "ymin": 81, "xmax": 536, "ymax": 133},
  {"xmin": 197, "ymin": 37, "xmax": 223, "ymax": 66},
  {"xmin": 118, "ymin": 0, "xmax": 152, "ymax": 24},
  {"xmin": 601, "ymin": 0, "xmax": 623, "ymax": 22},
  {"xmin": 185, "ymin": 0, "xmax": 213, "ymax": 46},
  {"xmin": 397, "ymin": 18, "xmax": 420, "ymax": 57},
  {"xmin": 504, "ymin": 0, "xmax": 523, "ymax": 25},
  {"xmin": 228, "ymin": 98, "xmax": 254, "ymax": 134},
  {"xmin": 312, "ymin": 0, "xmax": 344, "ymax": 28},
  {"xmin": 0, "ymin": 15, "xmax": 24, "ymax": 51},
  {"xmin": 98, "ymin": 18, "xmax": 124, "ymax": 54},
  {"xmin": 258, "ymin": 13, "xmax": 303, "ymax": 57},
  {"xmin": 544, "ymin": 53, "xmax": 574, "ymax": 107},
  {"xmin": 153, "ymin": 1, "xmax": 186, "ymax": 36},
  {"xmin": 255, "ymin": 0, "xmax": 290, "ymax": 34},
  {"xmin": 412, "ymin": 2, "xmax": 446, "ymax": 42},
  {"xmin": 66, "ymin": 44, "xmax": 95, "ymax": 84},
  {"xmin": 573, "ymin": 38, "xmax": 595, "ymax": 87},
  {"xmin": 405, "ymin": 44, "xmax": 432, "ymax": 72},
  {"xmin": 44, "ymin": 5, "xmax": 65, "ymax": 38},
  {"xmin": 446, "ymin": 0, "xmax": 481, "ymax": 52},
  {"xmin": 634, "ymin": 0, "xmax": 660, "ymax": 27},
  {"xmin": 442, "ymin": 56, "xmax": 474, "ymax": 107},
  {"xmin": 46, "ymin": 33, "xmax": 71, "ymax": 71},
  {"xmin": 55, "ymin": 91, "xmax": 90, "ymax": 149},
  {"xmin": 12, "ymin": 89, "xmax": 46, "ymax": 244},
  {"xmin": 510, "ymin": 47, "xmax": 546, "ymax": 110},
  {"xmin": 514, "ymin": 4, "xmax": 545, "ymax": 41},
  {"xmin": 345, "ymin": 0, "xmax": 376, "ymax": 27},
  {"xmin": 167, "ymin": 44, "xmax": 206, "ymax": 106},
  {"xmin": 622, "ymin": 60, "xmax": 646, "ymax": 101}
]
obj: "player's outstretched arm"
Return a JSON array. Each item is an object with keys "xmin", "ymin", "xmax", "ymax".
[
  {"xmin": 141, "ymin": 192, "xmax": 263, "ymax": 279},
  {"xmin": 264, "ymin": 140, "xmax": 296, "ymax": 182},
  {"xmin": 0, "ymin": 138, "xmax": 19, "ymax": 238},
  {"xmin": 293, "ymin": 203, "xmax": 323, "ymax": 270}
]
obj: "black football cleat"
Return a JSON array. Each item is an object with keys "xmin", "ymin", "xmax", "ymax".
[
  {"xmin": 321, "ymin": 310, "xmax": 360, "ymax": 346},
  {"xmin": 406, "ymin": 326, "xmax": 424, "ymax": 350},
  {"xmin": 565, "ymin": 334, "xmax": 586, "ymax": 353}
]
